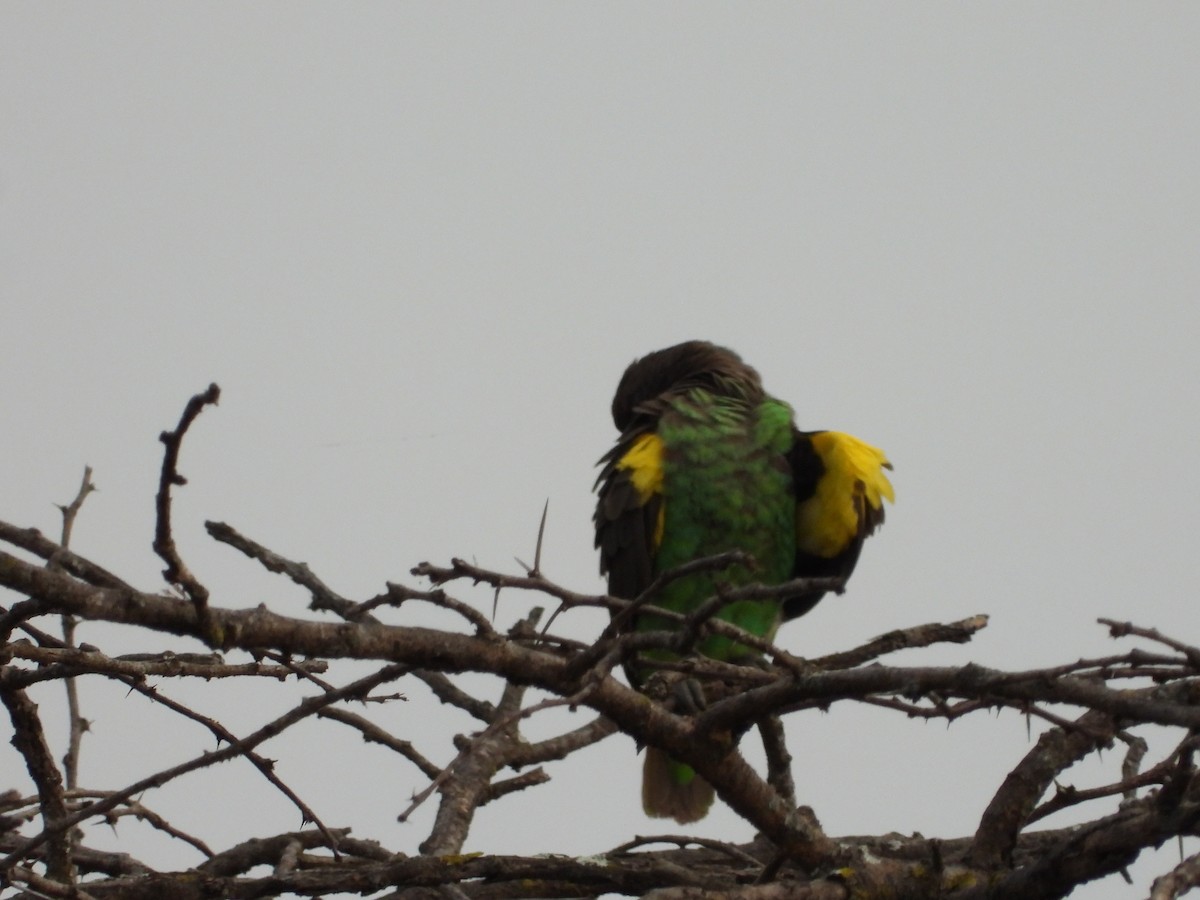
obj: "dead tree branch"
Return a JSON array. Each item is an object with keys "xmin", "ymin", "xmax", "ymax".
[
  {"xmin": 4, "ymin": 387, "xmax": 1200, "ymax": 899},
  {"xmin": 152, "ymin": 382, "xmax": 220, "ymax": 614}
]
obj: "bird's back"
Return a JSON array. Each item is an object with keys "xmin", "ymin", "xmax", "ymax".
[{"xmin": 638, "ymin": 389, "xmax": 796, "ymax": 661}]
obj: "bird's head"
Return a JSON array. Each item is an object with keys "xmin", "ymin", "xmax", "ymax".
[{"xmin": 611, "ymin": 340, "xmax": 764, "ymax": 431}]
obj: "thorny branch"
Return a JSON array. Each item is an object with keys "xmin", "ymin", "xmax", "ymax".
[{"xmin": 3, "ymin": 387, "xmax": 1200, "ymax": 899}]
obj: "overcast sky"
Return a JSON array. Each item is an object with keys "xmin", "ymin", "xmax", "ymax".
[{"xmin": 3, "ymin": 5, "xmax": 1199, "ymax": 898}]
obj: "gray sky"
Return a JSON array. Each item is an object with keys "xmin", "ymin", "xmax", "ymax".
[{"xmin": 3, "ymin": 5, "xmax": 1199, "ymax": 897}]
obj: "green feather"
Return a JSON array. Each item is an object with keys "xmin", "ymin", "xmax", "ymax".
[
  {"xmin": 641, "ymin": 393, "xmax": 794, "ymax": 660},
  {"xmin": 626, "ymin": 391, "xmax": 795, "ymax": 814}
]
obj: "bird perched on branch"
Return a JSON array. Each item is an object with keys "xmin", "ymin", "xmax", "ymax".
[{"xmin": 594, "ymin": 340, "xmax": 894, "ymax": 824}]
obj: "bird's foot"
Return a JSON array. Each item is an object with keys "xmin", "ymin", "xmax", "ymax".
[{"xmin": 672, "ymin": 676, "xmax": 707, "ymax": 715}]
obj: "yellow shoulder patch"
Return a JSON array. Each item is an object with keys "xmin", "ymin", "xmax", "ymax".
[
  {"xmin": 616, "ymin": 433, "xmax": 665, "ymax": 501},
  {"xmin": 796, "ymin": 431, "xmax": 894, "ymax": 558},
  {"xmin": 616, "ymin": 433, "xmax": 666, "ymax": 547}
]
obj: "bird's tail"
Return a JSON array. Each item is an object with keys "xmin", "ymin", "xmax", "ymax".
[{"xmin": 642, "ymin": 747, "xmax": 715, "ymax": 824}]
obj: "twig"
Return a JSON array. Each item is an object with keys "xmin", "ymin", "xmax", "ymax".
[
  {"xmin": 153, "ymin": 383, "xmax": 220, "ymax": 614},
  {"xmin": 99, "ymin": 798, "xmax": 216, "ymax": 858},
  {"xmin": 1121, "ymin": 732, "xmax": 1151, "ymax": 798},
  {"xmin": 55, "ymin": 466, "xmax": 97, "ymax": 796},
  {"xmin": 1027, "ymin": 759, "xmax": 1174, "ymax": 825},
  {"xmin": 413, "ymin": 556, "xmax": 606, "ymax": 610},
  {"xmin": 6, "ymin": 642, "xmax": 327, "ymax": 685},
  {"xmin": 55, "ymin": 466, "xmax": 96, "ymax": 553},
  {"xmin": 608, "ymin": 835, "xmax": 765, "ymax": 867},
  {"xmin": 507, "ymin": 715, "xmax": 619, "ymax": 767},
  {"xmin": 812, "ymin": 615, "xmax": 990, "ymax": 671},
  {"xmin": 480, "ymin": 768, "xmax": 551, "ymax": 805},
  {"xmin": 206, "ymin": 520, "xmax": 362, "ymax": 620},
  {"xmin": 1100, "ymin": 618, "xmax": 1200, "ymax": 671},
  {"xmin": 414, "ymin": 671, "xmax": 497, "ymax": 723},
  {"xmin": 317, "ymin": 707, "xmax": 442, "ymax": 780},
  {"xmin": 758, "ymin": 716, "xmax": 796, "ymax": 810},
  {"xmin": 369, "ymin": 582, "xmax": 496, "ymax": 637},
  {"xmin": 0, "ymin": 520, "xmax": 130, "ymax": 591}
]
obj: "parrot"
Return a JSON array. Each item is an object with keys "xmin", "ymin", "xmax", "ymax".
[{"xmin": 593, "ymin": 340, "xmax": 894, "ymax": 824}]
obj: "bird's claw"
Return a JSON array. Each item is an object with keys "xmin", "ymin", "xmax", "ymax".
[{"xmin": 673, "ymin": 676, "xmax": 708, "ymax": 715}]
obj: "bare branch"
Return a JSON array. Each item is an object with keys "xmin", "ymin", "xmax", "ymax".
[
  {"xmin": 2, "ymin": 686, "xmax": 76, "ymax": 884},
  {"xmin": 55, "ymin": 466, "xmax": 96, "ymax": 552},
  {"xmin": 6, "ymin": 641, "xmax": 327, "ymax": 685},
  {"xmin": 0, "ymin": 662, "xmax": 406, "ymax": 874},
  {"xmin": 812, "ymin": 614, "xmax": 990, "ymax": 670},
  {"xmin": 507, "ymin": 715, "xmax": 619, "ymax": 766},
  {"xmin": 152, "ymin": 383, "xmax": 220, "ymax": 613},
  {"xmin": 1149, "ymin": 850, "xmax": 1200, "ymax": 900},
  {"xmin": 54, "ymin": 466, "xmax": 97, "ymax": 805},
  {"xmin": 206, "ymin": 520, "xmax": 360, "ymax": 619},
  {"xmin": 7, "ymin": 399, "xmax": 1200, "ymax": 899},
  {"xmin": 317, "ymin": 707, "xmax": 441, "ymax": 779},
  {"xmin": 966, "ymin": 708, "xmax": 1117, "ymax": 869},
  {"xmin": 0, "ymin": 519, "xmax": 130, "ymax": 591},
  {"xmin": 1100, "ymin": 618, "xmax": 1200, "ymax": 671},
  {"xmin": 6, "ymin": 865, "xmax": 98, "ymax": 899}
]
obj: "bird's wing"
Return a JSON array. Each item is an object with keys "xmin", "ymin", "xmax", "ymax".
[
  {"xmin": 594, "ymin": 428, "xmax": 665, "ymax": 601},
  {"xmin": 785, "ymin": 430, "xmax": 893, "ymax": 621}
]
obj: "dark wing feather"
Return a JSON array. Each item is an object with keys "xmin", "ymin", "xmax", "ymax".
[{"xmin": 594, "ymin": 432, "xmax": 660, "ymax": 600}]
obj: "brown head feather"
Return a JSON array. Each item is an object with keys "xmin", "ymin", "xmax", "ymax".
[{"xmin": 611, "ymin": 340, "xmax": 764, "ymax": 432}]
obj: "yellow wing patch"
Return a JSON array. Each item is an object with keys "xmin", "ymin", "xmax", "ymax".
[
  {"xmin": 796, "ymin": 431, "xmax": 894, "ymax": 558},
  {"xmin": 617, "ymin": 433, "xmax": 667, "ymax": 547}
]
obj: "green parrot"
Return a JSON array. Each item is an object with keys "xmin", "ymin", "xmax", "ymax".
[{"xmin": 594, "ymin": 340, "xmax": 894, "ymax": 824}]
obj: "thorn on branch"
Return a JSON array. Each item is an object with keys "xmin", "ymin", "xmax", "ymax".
[{"xmin": 532, "ymin": 499, "xmax": 549, "ymax": 577}]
